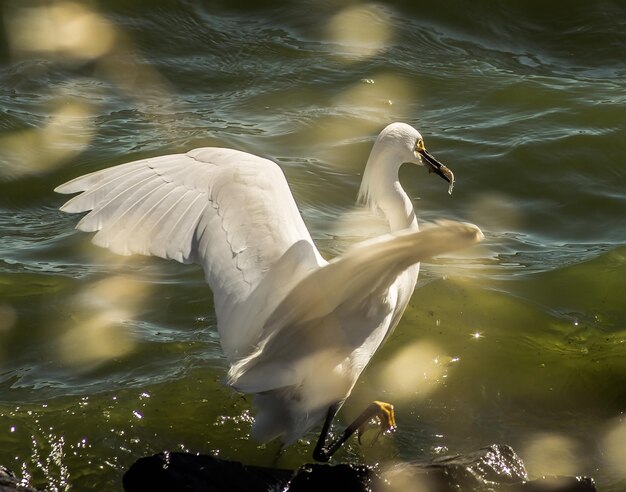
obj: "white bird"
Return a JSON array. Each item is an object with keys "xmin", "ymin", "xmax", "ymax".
[{"xmin": 55, "ymin": 122, "xmax": 482, "ymax": 461}]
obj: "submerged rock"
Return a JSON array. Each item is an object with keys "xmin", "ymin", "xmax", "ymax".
[
  {"xmin": 381, "ymin": 445, "xmax": 596, "ymax": 492},
  {"xmin": 123, "ymin": 444, "xmax": 596, "ymax": 492}
]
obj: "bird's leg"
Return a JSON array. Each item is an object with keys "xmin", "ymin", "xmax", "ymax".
[
  {"xmin": 312, "ymin": 401, "xmax": 397, "ymax": 462},
  {"xmin": 269, "ymin": 440, "xmax": 286, "ymax": 468},
  {"xmin": 312, "ymin": 402, "xmax": 340, "ymax": 462}
]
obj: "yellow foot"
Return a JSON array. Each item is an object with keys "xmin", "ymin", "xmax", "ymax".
[
  {"xmin": 357, "ymin": 400, "xmax": 397, "ymax": 444},
  {"xmin": 373, "ymin": 400, "xmax": 397, "ymax": 432}
]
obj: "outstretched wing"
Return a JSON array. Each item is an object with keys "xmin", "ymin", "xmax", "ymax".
[
  {"xmin": 228, "ymin": 220, "xmax": 483, "ymax": 389},
  {"xmin": 55, "ymin": 147, "xmax": 324, "ymax": 338}
]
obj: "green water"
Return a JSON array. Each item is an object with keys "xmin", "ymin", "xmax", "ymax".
[{"xmin": 1, "ymin": 1, "xmax": 625, "ymax": 490}]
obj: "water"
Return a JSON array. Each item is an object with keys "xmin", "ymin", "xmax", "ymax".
[{"xmin": 1, "ymin": 1, "xmax": 625, "ymax": 489}]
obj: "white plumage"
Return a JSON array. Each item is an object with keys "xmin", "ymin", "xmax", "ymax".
[{"xmin": 56, "ymin": 122, "xmax": 482, "ymax": 449}]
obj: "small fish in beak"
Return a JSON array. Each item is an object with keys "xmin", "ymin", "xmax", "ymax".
[{"xmin": 415, "ymin": 138, "xmax": 455, "ymax": 194}]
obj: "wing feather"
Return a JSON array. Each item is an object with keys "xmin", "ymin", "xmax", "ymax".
[
  {"xmin": 55, "ymin": 161, "xmax": 146, "ymax": 195},
  {"xmin": 60, "ymin": 167, "xmax": 153, "ymax": 215},
  {"xmin": 228, "ymin": 221, "xmax": 484, "ymax": 387},
  {"xmin": 56, "ymin": 148, "xmax": 324, "ymax": 348},
  {"xmin": 104, "ymin": 181, "xmax": 172, "ymax": 249},
  {"xmin": 92, "ymin": 176, "xmax": 168, "ymax": 230}
]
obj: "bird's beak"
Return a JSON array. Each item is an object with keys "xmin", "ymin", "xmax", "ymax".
[{"xmin": 418, "ymin": 149, "xmax": 455, "ymax": 194}]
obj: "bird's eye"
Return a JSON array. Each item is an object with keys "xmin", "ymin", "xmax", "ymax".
[{"xmin": 415, "ymin": 139, "xmax": 425, "ymax": 152}]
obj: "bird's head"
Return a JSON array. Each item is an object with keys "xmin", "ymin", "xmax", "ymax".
[
  {"xmin": 358, "ymin": 122, "xmax": 456, "ymax": 209},
  {"xmin": 378, "ymin": 122, "xmax": 455, "ymax": 194}
]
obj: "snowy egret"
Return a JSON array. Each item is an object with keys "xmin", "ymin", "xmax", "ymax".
[{"xmin": 55, "ymin": 122, "xmax": 482, "ymax": 461}]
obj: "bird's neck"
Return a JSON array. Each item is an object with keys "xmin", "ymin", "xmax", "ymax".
[{"xmin": 358, "ymin": 147, "xmax": 418, "ymax": 232}]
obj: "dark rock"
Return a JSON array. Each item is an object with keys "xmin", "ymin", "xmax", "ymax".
[
  {"xmin": 0, "ymin": 466, "xmax": 40, "ymax": 492},
  {"xmin": 123, "ymin": 451, "xmax": 293, "ymax": 492},
  {"xmin": 388, "ymin": 444, "xmax": 528, "ymax": 490},
  {"xmin": 122, "ymin": 444, "xmax": 597, "ymax": 492}
]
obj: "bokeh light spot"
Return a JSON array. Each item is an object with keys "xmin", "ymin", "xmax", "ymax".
[
  {"xmin": 326, "ymin": 3, "xmax": 393, "ymax": 61},
  {"xmin": 8, "ymin": 2, "xmax": 116, "ymax": 60},
  {"xmin": 57, "ymin": 276, "xmax": 150, "ymax": 369},
  {"xmin": 522, "ymin": 432, "xmax": 581, "ymax": 478},
  {"xmin": 601, "ymin": 417, "xmax": 626, "ymax": 478},
  {"xmin": 378, "ymin": 341, "xmax": 448, "ymax": 401}
]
